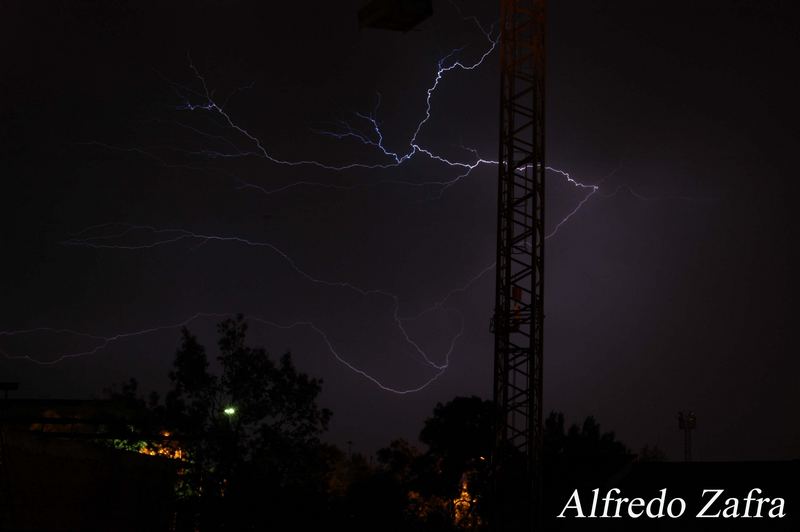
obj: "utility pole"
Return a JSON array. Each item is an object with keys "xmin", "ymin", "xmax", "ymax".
[
  {"xmin": 678, "ymin": 410, "xmax": 696, "ymax": 462},
  {"xmin": 491, "ymin": 1, "xmax": 546, "ymax": 531}
]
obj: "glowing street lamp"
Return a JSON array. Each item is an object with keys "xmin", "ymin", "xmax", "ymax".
[{"xmin": 223, "ymin": 406, "xmax": 236, "ymax": 416}]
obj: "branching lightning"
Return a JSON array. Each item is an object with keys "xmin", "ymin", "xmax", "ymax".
[
  {"xmin": 0, "ymin": 313, "xmax": 457, "ymax": 395},
  {"xmin": 1, "ymin": 11, "xmax": 609, "ymax": 394}
]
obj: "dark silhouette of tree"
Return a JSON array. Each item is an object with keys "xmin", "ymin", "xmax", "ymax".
[
  {"xmin": 334, "ymin": 450, "xmax": 411, "ymax": 532},
  {"xmin": 101, "ymin": 377, "xmax": 165, "ymax": 444},
  {"xmin": 104, "ymin": 370, "xmax": 633, "ymax": 532},
  {"xmin": 419, "ymin": 396, "xmax": 494, "ymax": 489},
  {"xmin": 377, "ymin": 438, "xmax": 422, "ymax": 482},
  {"xmin": 330, "ymin": 397, "xmax": 497, "ymax": 532},
  {"xmin": 542, "ymin": 411, "xmax": 633, "ymax": 526},
  {"xmin": 163, "ymin": 315, "xmax": 333, "ymax": 531},
  {"xmin": 544, "ymin": 412, "xmax": 629, "ymax": 460},
  {"xmin": 401, "ymin": 398, "xmax": 631, "ymax": 530},
  {"xmin": 638, "ymin": 444, "xmax": 668, "ymax": 462}
]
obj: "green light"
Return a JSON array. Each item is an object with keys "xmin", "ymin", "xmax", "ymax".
[{"xmin": 223, "ymin": 406, "xmax": 236, "ymax": 416}]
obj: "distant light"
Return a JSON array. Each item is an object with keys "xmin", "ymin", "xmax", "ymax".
[{"xmin": 223, "ymin": 406, "xmax": 236, "ymax": 416}]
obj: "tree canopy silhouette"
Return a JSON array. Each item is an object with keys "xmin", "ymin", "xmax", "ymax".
[
  {"xmin": 105, "ymin": 346, "xmax": 636, "ymax": 532},
  {"xmin": 164, "ymin": 315, "xmax": 333, "ymax": 530}
]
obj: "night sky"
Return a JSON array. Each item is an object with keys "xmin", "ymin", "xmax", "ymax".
[{"xmin": 1, "ymin": 0, "xmax": 798, "ymax": 461}]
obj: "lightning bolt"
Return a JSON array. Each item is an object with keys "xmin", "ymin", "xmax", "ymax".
[
  {"xmin": 2, "ymin": 10, "xmax": 610, "ymax": 394},
  {"xmin": 62, "ymin": 223, "xmax": 461, "ymax": 370},
  {"xmin": 0, "ymin": 313, "xmax": 457, "ymax": 395}
]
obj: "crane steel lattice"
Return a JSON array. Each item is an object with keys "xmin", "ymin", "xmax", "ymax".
[{"xmin": 491, "ymin": 0, "xmax": 546, "ymax": 530}]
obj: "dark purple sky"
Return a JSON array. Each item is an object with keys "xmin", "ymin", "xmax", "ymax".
[{"xmin": 1, "ymin": 0, "xmax": 798, "ymax": 461}]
